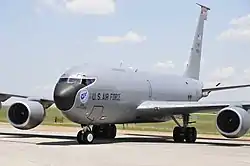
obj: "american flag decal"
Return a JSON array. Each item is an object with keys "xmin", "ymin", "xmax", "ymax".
[{"xmin": 201, "ymin": 7, "xmax": 208, "ymax": 20}]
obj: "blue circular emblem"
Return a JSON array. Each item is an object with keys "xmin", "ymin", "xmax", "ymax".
[{"xmin": 79, "ymin": 89, "xmax": 89, "ymax": 104}]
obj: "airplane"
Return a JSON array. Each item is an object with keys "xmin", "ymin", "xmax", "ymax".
[{"xmin": 1, "ymin": 3, "xmax": 250, "ymax": 144}]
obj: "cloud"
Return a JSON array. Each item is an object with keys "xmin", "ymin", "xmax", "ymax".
[
  {"xmin": 151, "ymin": 60, "xmax": 175, "ymax": 74},
  {"xmin": 202, "ymin": 67, "xmax": 235, "ymax": 89},
  {"xmin": 208, "ymin": 66, "xmax": 235, "ymax": 82},
  {"xmin": 36, "ymin": 0, "xmax": 116, "ymax": 15},
  {"xmin": 97, "ymin": 31, "xmax": 147, "ymax": 44},
  {"xmin": 218, "ymin": 28, "xmax": 250, "ymax": 41},
  {"xmin": 230, "ymin": 14, "xmax": 250, "ymax": 27},
  {"xmin": 218, "ymin": 14, "xmax": 250, "ymax": 41},
  {"xmin": 65, "ymin": 0, "xmax": 115, "ymax": 15}
]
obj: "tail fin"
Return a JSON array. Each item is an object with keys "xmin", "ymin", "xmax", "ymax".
[{"xmin": 184, "ymin": 3, "xmax": 210, "ymax": 80}]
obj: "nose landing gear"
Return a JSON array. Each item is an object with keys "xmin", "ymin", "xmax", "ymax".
[
  {"xmin": 76, "ymin": 126, "xmax": 94, "ymax": 144},
  {"xmin": 76, "ymin": 124, "xmax": 117, "ymax": 144}
]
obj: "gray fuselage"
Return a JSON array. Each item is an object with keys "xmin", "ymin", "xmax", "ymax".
[{"xmin": 53, "ymin": 65, "xmax": 203, "ymax": 125}]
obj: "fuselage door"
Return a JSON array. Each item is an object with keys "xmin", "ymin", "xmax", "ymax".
[{"xmin": 87, "ymin": 106, "xmax": 104, "ymax": 121}]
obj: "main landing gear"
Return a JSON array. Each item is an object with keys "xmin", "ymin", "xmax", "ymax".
[
  {"xmin": 171, "ymin": 114, "xmax": 197, "ymax": 143},
  {"xmin": 76, "ymin": 124, "xmax": 117, "ymax": 144}
]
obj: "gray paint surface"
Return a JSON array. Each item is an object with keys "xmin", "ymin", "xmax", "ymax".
[{"xmin": 60, "ymin": 64, "xmax": 203, "ymax": 125}]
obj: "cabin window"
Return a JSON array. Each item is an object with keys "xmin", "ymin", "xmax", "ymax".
[{"xmin": 82, "ymin": 79, "xmax": 96, "ymax": 86}]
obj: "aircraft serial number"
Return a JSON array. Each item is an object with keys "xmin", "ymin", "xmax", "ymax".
[{"xmin": 90, "ymin": 92, "xmax": 121, "ymax": 101}]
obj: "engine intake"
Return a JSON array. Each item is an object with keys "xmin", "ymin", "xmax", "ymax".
[
  {"xmin": 216, "ymin": 106, "xmax": 250, "ymax": 138},
  {"xmin": 7, "ymin": 100, "xmax": 46, "ymax": 130}
]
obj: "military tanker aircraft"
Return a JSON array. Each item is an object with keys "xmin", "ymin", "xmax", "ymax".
[{"xmin": 1, "ymin": 3, "xmax": 250, "ymax": 144}]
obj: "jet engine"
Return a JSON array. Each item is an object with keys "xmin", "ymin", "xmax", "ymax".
[
  {"xmin": 7, "ymin": 100, "xmax": 45, "ymax": 130},
  {"xmin": 216, "ymin": 106, "xmax": 250, "ymax": 138}
]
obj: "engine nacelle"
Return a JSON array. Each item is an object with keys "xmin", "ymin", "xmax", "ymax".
[
  {"xmin": 7, "ymin": 100, "xmax": 46, "ymax": 130},
  {"xmin": 216, "ymin": 106, "xmax": 250, "ymax": 138}
]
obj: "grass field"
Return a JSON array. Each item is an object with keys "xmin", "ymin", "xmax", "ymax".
[{"xmin": 0, "ymin": 107, "xmax": 226, "ymax": 135}]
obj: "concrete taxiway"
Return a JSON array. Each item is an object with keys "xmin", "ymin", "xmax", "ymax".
[{"xmin": 1, "ymin": 124, "xmax": 250, "ymax": 166}]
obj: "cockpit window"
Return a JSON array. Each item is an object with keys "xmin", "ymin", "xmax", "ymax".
[
  {"xmin": 58, "ymin": 77, "xmax": 68, "ymax": 83},
  {"xmin": 68, "ymin": 78, "xmax": 82, "ymax": 84},
  {"xmin": 58, "ymin": 77, "xmax": 96, "ymax": 87},
  {"xmin": 82, "ymin": 79, "xmax": 95, "ymax": 86}
]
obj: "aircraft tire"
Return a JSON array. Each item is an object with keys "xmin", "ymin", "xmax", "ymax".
[
  {"xmin": 184, "ymin": 127, "xmax": 197, "ymax": 143},
  {"xmin": 173, "ymin": 127, "xmax": 185, "ymax": 143},
  {"xmin": 92, "ymin": 124, "xmax": 117, "ymax": 139},
  {"xmin": 92, "ymin": 125, "xmax": 109, "ymax": 139},
  {"xmin": 92, "ymin": 125, "xmax": 102, "ymax": 138},
  {"xmin": 76, "ymin": 130, "xmax": 94, "ymax": 144},
  {"xmin": 77, "ymin": 130, "xmax": 85, "ymax": 144},
  {"xmin": 107, "ymin": 124, "xmax": 117, "ymax": 139},
  {"xmin": 83, "ymin": 131, "xmax": 94, "ymax": 144}
]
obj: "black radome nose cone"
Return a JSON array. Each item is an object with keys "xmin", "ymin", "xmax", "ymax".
[{"xmin": 53, "ymin": 83, "xmax": 78, "ymax": 111}]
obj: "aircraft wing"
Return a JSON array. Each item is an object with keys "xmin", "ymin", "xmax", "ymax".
[
  {"xmin": 136, "ymin": 100, "xmax": 250, "ymax": 115},
  {"xmin": 0, "ymin": 92, "xmax": 54, "ymax": 109}
]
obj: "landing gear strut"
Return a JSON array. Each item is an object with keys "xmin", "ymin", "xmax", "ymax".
[
  {"xmin": 171, "ymin": 114, "xmax": 197, "ymax": 143},
  {"xmin": 76, "ymin": 124, "xmax": 117, "ymax": 144}
]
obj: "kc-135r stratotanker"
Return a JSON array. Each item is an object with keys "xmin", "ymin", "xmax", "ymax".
[{"xmin": 1, "ymin": 3, "xmax": 250, "ymax": 144}]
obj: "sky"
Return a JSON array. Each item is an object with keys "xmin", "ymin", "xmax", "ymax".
[{"xmin": 0, "ymin": 0, "xmax": 250, "ymax": 103}]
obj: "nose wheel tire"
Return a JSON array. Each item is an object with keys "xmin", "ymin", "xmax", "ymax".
[
  {"xmin": 77, "ymin": 130, "xmax": 94, "ymax": 144},
  {"xmin": 173, "ymin": 126, "xmax": 197, "ymax": 143}
]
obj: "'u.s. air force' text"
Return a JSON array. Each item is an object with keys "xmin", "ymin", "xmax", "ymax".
[{"xmin": 90, "ymin": 92, "xmax": 121, "ymax": 101}]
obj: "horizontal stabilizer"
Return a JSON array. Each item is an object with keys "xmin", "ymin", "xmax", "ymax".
[
  {"xmin": 196, "ymin": 3, "xmax": 211, "ymax": 10},
  {"xmin": 202, "ymin": 84, "xmax": 250, "ymax": 93}
]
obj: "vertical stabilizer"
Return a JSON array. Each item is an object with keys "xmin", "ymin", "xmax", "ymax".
[{"xmin": 184, "ymin": 3, "xmax": 210, "ymax": 80}]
